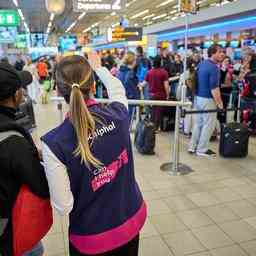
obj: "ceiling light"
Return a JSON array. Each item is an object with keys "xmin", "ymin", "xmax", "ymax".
[
  {"xmin": 142, "ymin": 14, "xmax": 155, "ymax": 20},
  {"xmin": 17, "ymin": 9, "xmax": 24, "ymax": 20},
  {"xmin": 152, "ymin": 13, "xmax": 167, "ymax": 20},
  {"xmin": 78, "ymin": 12, "xmax": 86, "ymax": 20},
  {"xmin": 156, "ymin": 0, "xmax": 175, "ymax": 8},
  {"xmin": 170, "ymin": 10, "xmax": 177, "ymax": 14},
  {"xmin": 83, "ymin": 27, "xmax": 91, "ymax": 33},
  {"xmin": 13, "ymin": 0, "xmax": 18, "ymax": 7},
  {"xmin": 24, "ymin": 22, "xmax": 30, "ymax": 33},
  {"xmin": 111, "ymin": 12, "xmax": 116, "ymax": 16},
  {"xmin": 50, "ymin": 13, "xmax": 55, "ymax": 21},
  {"xmin": 66, "ymin": 21, "xmax": 77, "ymax": 33},
  {"xmin": 126, "ymin": 0, "xmax": 136, "ymax": 7},
  {"xmin": 45, "ymin": 0, "xmax": 66, "ymax": 15},
  {"xmin": 91, "ymin": 22, "xmax": 99, "ymax": 28},
  {"xmin": 112, "ymin": 22, "xmax": 120, "ymax": 28},
  {"xmin": 131, "ymin": 10, "xmax": 149, "ymax": 19}
]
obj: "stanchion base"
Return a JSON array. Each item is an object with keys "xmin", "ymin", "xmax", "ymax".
[{"xmin": 160, "ymin": 162, "xmax": 194, "ymax": 176}]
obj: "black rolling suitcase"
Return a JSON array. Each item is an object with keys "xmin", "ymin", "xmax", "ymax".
[
  {"xmin": 219, "ymin": 122, "xmax": 249, "ymax": 158},
  {"xmin": 160, "ymin": 106, "xmax": 176, "ymax": 132},
  {"xmin": 134, "ymin": 116, "xmax": 155, "ymax": 155}
]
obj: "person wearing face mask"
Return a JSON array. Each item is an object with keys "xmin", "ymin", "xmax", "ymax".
[
  {"xmin": 118, "ymin": 51, "xmax": 140, "ymax": 123},
  {"xmin": 0, "ymin": 63, "xmax": 49, "ymax": 256}
]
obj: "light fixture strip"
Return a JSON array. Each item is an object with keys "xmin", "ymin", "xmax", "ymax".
[
  {"xmin": 131, "ymin": 9, "xmax": 149, "ymax": 19},
  {"xmin": 17, "ymin": 9, "xmax": 25, "ymax": 20},
  {"xmin": 13, "ymin": 0, "xmax": 18, "ymax": 7},
  {"xmin": 142, "ymin": 14, "xmax": 155, "ymax": 20},
  {"xmin": 156, "ymin": 0, "xmax": 175, "ymax": 8},
  {"xmin": 78, "ymin": 12, "xmax": 86, "ymax": 20},
  {"xmin": 50, "ymin": 13, "xmax": 55, "ymax": 21},
  {"xmin": 152, "ymin": 13, "xmax": 167, "ymax": 20}
]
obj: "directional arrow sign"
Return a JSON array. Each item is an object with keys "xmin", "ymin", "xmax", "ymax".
[{"xmin": 73, "ymin": 0, "xmax": 126, "ymax": 13}]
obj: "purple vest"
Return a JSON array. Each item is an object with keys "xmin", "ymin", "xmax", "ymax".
[{"xmin": 41, "ymin": 101, "xmax": 146, "ymax": 254}]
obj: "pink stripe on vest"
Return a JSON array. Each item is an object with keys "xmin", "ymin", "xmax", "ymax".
[{"xmin": 69, "ymin": 201, "xmax": 147, "ymax": 255}]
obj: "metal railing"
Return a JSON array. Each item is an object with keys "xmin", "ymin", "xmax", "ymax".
[{"xmin": 51, "ymin": 96, "xmax": 193, "ymax": 176}]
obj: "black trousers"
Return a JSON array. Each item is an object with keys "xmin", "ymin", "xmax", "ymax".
[{"xmin": 69, "ymin": 235, "xmax": 140, "ymax": 256}]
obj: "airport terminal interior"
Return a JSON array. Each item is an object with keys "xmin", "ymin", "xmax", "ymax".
[{"xmin": 1, "ymin": 0, "xmax": 256, "ymax": 255}]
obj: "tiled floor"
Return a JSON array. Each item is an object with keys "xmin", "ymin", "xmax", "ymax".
[{"xmin": 33, "ymin": 101, "xmax": 256, "ymax": 256}]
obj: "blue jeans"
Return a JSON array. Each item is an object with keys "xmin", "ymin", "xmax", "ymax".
[
  {"xmin": 189, "ymin": 96, "xmax": 217, "ymax": 153},
  {"xmin": 23, "ymin": 242, "xmax": 44, "ymax": 256}
]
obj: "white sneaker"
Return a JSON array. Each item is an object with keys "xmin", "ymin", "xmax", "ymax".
[
  {"xmin": 188, "ymin": 149, "xmax": 196, "ymax": 154},
  {"xmin": 196, "ymin": 149, "xmax": 217, "ymax": 157}
]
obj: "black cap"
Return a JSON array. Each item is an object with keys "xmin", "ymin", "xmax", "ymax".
[{"xmin": 0, "ymin": 63, "xmax": 33, "ymax": 101}]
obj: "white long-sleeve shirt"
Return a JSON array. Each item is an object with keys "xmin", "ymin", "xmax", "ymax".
[{"xmin": 42, "ymin": 67, "xmax": 128, "ymax": 215}]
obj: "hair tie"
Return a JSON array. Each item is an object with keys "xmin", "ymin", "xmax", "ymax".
[{"xmin": 72, "ymin": 83, "xmax": 80, "ymax": 89}]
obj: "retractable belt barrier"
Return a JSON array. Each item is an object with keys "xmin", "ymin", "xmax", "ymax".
[
  {"xmin": 181, "ymin": 107, "xmax": 242, "ymax": 118},
  {"xmin": 51, "ymin": 96, "xmax": 192, "ymax": 176}
]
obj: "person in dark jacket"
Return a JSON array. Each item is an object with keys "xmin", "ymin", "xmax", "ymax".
[
  {"xmin": 160, "ymin": 48, "xmax": 173, "ymax": 77},
  {"xmin": 0, "ymin": 63, "xmax": 49, "ymax": 256},
  {"xmin": 118, "ymin": 51, "xmax": 140, "ymax": 123},
  {"xmin": 14, "ymin": 54, "xmax": 25, "ymax": 71},
  {"xmin": 104, "ymin": 50, "xmax": 116, "ymax": 70}
]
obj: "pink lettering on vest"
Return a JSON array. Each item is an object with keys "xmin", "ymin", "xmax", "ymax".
[{"xmin": 91, "ymin": 149, "xmax": 128, "ymax": 192}]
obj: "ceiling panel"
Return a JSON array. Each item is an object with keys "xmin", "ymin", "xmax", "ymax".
[{"xmin": 0, "ymin": 0, "xmax": 229, "ymax": 35}]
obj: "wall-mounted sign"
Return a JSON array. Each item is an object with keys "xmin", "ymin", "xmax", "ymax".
[
  {"xmin": 0, "ymin": 10, "xmax": 20, "ymax": 27},
  {"xmin": 109, "ymin": 27, "xmax": 143, "ymax": 42},
  {"xmin": 73, "ymin": 0, "xmax": 126, "ymax": 13},
  {"xmin": 179, "ymin": 0, "xmax": 197, "ymax": 14}
]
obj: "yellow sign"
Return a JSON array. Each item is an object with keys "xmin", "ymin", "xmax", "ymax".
[
  {"xmin": 179, "ymin": 0, "xmax": 197, "ymax": 14},
  {"xmin": 110, "ymin": 26, "xmax": 143, "ymax": 42}
]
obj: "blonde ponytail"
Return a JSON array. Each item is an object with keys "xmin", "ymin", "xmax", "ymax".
[{"xmin": 70, "ymin": 86, "xmax": 102, "ymax": 168}]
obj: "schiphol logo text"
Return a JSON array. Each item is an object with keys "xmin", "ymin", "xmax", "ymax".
[{"xmin": 88, "ymin": 121, "xmax": 116, "ymax": 140}]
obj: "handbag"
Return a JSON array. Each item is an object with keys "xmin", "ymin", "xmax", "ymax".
[
  {"xmin": 0, "ymin": 131, "xmax": 53, "ymax": 256},
  {"xmin": 12, "ymin": 185, "xmax": 53, "ymax": 256}
]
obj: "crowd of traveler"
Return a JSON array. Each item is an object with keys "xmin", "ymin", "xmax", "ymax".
[
  {"xmin": 0, "ymin": 52, "xmax": 146, "ymax": 256},
  {"xmin": 1, "ymin": 44, "xmax": 256, "ymax": 256}
]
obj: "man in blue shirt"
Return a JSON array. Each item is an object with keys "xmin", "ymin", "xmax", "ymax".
[{"xmin": 189, "ymin": 45, "xmax": 225, "ymax": 157}]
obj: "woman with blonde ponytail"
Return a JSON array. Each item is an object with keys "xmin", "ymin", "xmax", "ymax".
[{"xmin": 41, "ymin": 53, "xmax": 146, "ymax": 256}]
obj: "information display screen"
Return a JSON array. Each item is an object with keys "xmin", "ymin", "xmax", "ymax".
[
  {"xmin": 30, "ymin": 33, "xmax": 46, "ymax": 47},
  {"xmin": 203, "ymin": 41, "xmax": 214, "ymax": 49},
  {"xmin": 58, "ymin": 36, "xmax": 78, "ymax": 52},
  {"xmin": 230, "ymin": 40, "xmax": 240, "ymax": 48},
  {"xmin": 0, "ymin": 27, "xmax": 17, "ymax": 43},
  {"xmin": 15, "ymin": 34, "xmax": 28, "ymax": 48}
]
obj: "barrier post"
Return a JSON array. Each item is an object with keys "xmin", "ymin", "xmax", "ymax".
[
  {"xmin": 160, "ymin": 13, "xmax": 194, "ymax": 175},
  {"xmin": 57, "ymin": 102, "xmax": 63, "ymax": 124}
]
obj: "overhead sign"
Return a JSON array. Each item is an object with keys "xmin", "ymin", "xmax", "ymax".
[
  {"xmin": 109, "ymin": 27, "xmax": 143, "ymax": 42},
  {"xmin": 179, "ymin": 0, "xmax": 197, "ymax": 14},
  {"xmin": 0, "ymin": 10, "xmax": 20, "ymax": 27},
  {"xmin": 73, "ymin": 0, "xmax": 126, "ymax": 13}
]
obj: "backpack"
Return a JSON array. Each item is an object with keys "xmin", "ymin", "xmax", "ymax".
[
  {"xmin": 176, "ymin": 70, "xmax": 197, "ymax": 100},
  {"xmin": 134, "ymin": 116, "xmax": 155, "ymax": 155},
  {"xmin": 0, "ymin": 131, "xmax": 53, "ymax": 256},
  {"xmin": 243, "ymin": 109, "xmax": 256, "ymax": 135},
  {"xmin": 243, "ymin": 72, "xmax": 256, "ymax": 99}
]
